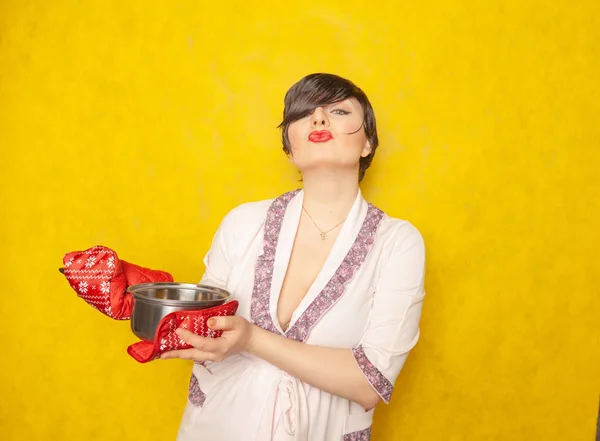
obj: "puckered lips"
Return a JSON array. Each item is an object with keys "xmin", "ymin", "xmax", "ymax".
[{"xmin": 308, "ymin": 130, "xmax": 334, "ymax": 143}]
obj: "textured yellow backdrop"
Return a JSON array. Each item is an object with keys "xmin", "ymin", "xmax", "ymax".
[{"xmin": 1, "ymin": 1, "xmax": 599, "ymax": 440}]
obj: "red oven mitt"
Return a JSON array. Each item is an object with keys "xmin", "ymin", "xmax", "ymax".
[
  {"xmin": 62, "ymin": 245, "xmax": 174, "ymax": 320},
  {"xmin": 127, "ymin": 300, "xmax": 239, "ymax": 363}
]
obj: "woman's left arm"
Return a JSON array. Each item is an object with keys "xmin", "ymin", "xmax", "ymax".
[
  {"xmin": 164, "ymin": 317, "xmax": 383, "ymax": 409},
  {"xmin": 163, "ymin": 225, "xmax": 426, "ymax": 410}
]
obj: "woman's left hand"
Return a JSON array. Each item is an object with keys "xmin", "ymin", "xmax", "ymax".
[{"xmin": 161, "ymin": 316, "xmax": 257, "ymax": 362}]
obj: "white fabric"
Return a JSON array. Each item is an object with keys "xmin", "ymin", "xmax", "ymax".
[{"xmin": 176, "ymin": 189, "xmax": 425, "ymax": 441}]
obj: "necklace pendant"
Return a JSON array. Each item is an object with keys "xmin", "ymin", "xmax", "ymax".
[{"xmin": 320, "ymin": 232, "xmax": 326, "ymax": 240}]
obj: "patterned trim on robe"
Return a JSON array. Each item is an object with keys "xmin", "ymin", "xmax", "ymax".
[
  {"xmin": 250, "ymin": 190, "xmax": 300, "ymax": 334},
  {"xmin": 250, "ymin": 190, "xmax": 386, "ymax": 342},
  {"xmin": 352, "ymin": 346, "xmax": 393, "ymax": 404},
  {"xmin": 188, "ymin": 374, "xmax": 206, "ymax": 407},
  {"xmin": 342, "ymin": 427, "xmax": 372, "ymax": 441},
  {"xmin": 286, "ymin": 205, "xmax": 385, "ymax": 342}
]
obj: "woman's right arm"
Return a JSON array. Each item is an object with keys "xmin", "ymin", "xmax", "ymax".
[{"xmin": 196, "ymin": 206, "xmax": 239, "ymax": 289}]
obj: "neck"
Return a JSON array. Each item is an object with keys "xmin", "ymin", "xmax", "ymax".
[{"xmin": 300, "ymin": 171, "xmax": 360, "ymax": 222}]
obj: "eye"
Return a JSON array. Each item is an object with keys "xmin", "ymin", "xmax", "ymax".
[{"xmin": 331, "ymin": 108, "xmax": 351, "ymax": 115}]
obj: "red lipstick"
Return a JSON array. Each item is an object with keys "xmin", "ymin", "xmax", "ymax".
[{"xmin": 308, "ymin": 130, "xmax": 333, "ymax": 143}]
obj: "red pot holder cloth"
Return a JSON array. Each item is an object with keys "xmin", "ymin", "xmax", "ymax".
[
  {"xmin": 62, "ymin": 245, "xmax": 174, "ymax": 320},
  {"xmin": 62, "ymin": 245, "xmax": 240, "ymax": 363},
  {"xmin": 126, "ymin": 300, "xmax": 239, "ymax": 363}
]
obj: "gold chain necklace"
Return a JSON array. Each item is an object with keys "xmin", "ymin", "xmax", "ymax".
[{"xmin": 302, "ymin": 206, "xmax": 347, "ymax": 240}]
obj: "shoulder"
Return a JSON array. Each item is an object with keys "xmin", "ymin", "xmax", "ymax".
[
  {"xmin": 221, "ymin": 198, "xmax": 273, "ymax": 225},
  {"xmin": 373, "ymin": 207, "xmax": 425, "ymax": 254},
  {"xmin": 210, "ymin": 198, "xmax": 274, "ymax": 250}
]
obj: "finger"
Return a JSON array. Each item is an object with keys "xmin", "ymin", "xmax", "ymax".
[
  {"xmin": 160, "ymin": 348, "xmax": 198, "ymax": 360},
  {"xmin": 175, "ymin": 328, "xmax": 202, "ymax": 342},
  {"xmin": 161, "ymin": 349, "xmax": 215, "ymax": 361},
  {"xmin": 175, "ymin": 329, "xmax": 219, "ymax": 351},
  {"xmin": 208, "ymin": 316, "xmax": 237, "ymax": 331}
]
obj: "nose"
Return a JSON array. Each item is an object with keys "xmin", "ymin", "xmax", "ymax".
[{"xmin": 310, "ymin": 107, "xmax": 329, "ymax": 128}]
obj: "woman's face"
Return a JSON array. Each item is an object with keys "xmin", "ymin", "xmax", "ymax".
[{"xmin": 286, "ymin": 98, "xmax": 371, "ymax": 177}]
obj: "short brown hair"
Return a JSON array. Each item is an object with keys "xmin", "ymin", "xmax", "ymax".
[{"xmin": 278, "ymin": 73, "xmax": 379, "ymax": 182}]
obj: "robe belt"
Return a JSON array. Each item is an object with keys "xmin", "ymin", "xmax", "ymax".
[{"xmin": 274, "ymin": 372, "xmax": 309, "ymax": 441}]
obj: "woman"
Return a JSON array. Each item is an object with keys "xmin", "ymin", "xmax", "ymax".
[{"xmin": 162, "ymin": 73, "xmax": 426, "ymax": 441}]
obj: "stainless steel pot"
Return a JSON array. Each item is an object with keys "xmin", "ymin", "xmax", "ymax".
[{"xmin": 127, "ymin": 282, "xmax": 231, "ymax": 341}]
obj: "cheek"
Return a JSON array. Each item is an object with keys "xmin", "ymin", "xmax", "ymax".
[
  {"xmin": 287, "ymin": 124, "xmax": 304, "ymax": 151},
  {"xmin": 342, "ymin": 127, "xmax": 368, "ymax": 149},
  {"xmin": 338, "ymin": 117, "xmax": 364, "ymax": 135}
]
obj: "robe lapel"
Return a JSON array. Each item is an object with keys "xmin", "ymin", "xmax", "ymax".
[
  {"xmin": 250, "ymin": 189, "xmax": 385, "ymax": 342},
  {"xmin": 285, "ymin": 192, "xmax": 384, "ymax": 342},
  {"xmin": 250, "ymin": 190, "xmax": 299, "ymax": 335}
]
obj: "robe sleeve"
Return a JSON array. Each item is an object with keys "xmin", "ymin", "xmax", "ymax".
[
  {"xmin": 198, "ymin": 207, "xmax": 239, "ymax": 289},
  {"xmin": 352, "ymin": 223, "xmax": 426, "ymax": 404}
]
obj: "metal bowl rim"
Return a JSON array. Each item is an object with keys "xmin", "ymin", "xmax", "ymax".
[{"xmin": 127, "ymin": 282, "xmax": 231, "ymax": 306}]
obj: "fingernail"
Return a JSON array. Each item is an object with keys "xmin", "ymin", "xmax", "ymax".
[{"xmin": 208, "ymin": 318, "xmax": 216, "ymax": 327}]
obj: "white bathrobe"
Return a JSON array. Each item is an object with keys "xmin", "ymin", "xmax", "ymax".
[{"xmin": 176, "ymin": 189, "xmax": 426, "ymax": 441}]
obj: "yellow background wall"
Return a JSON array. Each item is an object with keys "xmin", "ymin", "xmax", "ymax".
[{"xmin": 1, "ymin": 1, "xmax": 598, "ymax": 440}]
